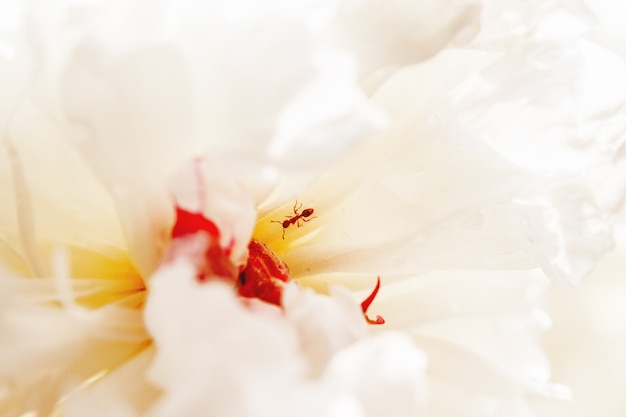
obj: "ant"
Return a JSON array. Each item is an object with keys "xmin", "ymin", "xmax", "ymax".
[{"xmin": 271, "ymin": 200, "xmax": 316, "ymax": 239}]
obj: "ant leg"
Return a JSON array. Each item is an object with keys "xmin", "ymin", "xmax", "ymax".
[
  {"xmin": 271, "ymin": 220, "xmax": 287, "ymax": 239},
  {"xmin": 293, "ymin": 200, "xmax": 302, "ymax": 215}
]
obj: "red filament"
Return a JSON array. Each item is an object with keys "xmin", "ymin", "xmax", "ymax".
[{"xmin": 361, "ymin": 276, "xmax": 385, "ymax": 325}]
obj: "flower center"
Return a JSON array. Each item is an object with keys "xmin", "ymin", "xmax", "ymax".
[{"xmin": 168, "ymin": 205, "xmax": 384, "ymax": 324}]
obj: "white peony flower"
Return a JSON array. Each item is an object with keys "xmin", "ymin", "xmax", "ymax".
[{"xmin": 0, "ymin": 1, "xmax": 625, "ymax": 417}]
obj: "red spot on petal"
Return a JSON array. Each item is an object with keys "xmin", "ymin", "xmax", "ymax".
[
  {"xmin": 171, "ymin": 207, "xmax": 220, "ymax": 239},
  {"xmin": 238, "ymin": 240, "xmax": 290, "ymax": 306},
  {"xmin": 361, "ymin": 276, "xmax": 385, "ymax": 325},
  {"xmin": 168, "ymin": 206, "xmax": 236, "ymax": 283}
]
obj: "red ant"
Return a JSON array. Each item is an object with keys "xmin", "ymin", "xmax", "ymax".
[{"xmin": 271, "ymin": 200, "xmax": 316, "ymax": 239}]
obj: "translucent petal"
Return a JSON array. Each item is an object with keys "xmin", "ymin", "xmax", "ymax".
[
  {"xmin": 0, "ymin": 269, "xmax": 148, "ymax": 416},
  {"xmin": 168, "ymin": 158, "xmax": 257, "ymax": 266},
  {"xmin": 331, "ymin": 0, "xmax": 482, "ymax": 92},
  {"xmin": 0, "ymin": 120, "xmax": 129, "ymax": 279}
]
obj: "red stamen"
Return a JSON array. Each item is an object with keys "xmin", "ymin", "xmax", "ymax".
[
  {"xmin": 237, "ymin": 240, "xmax": 290, "ymax": 306},
  {"xmin": 361, "ymin": 276, "xmax": 385, "ymax": 325}
]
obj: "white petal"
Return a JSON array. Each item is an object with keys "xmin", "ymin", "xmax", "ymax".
[
  {"xmin": 374, "ymin": 270, "xmax": 554, "ymax": 416},
  {"xmin": 282, "ymin": 282, "xmax": 368, "ymax": 375},
  {"xmin": 322, "ymin": 332, "xmax": 428, "ymax": 417},
  {"xmin": 531, "ymin": 238, "xmax": 626, "ymax": 417},
  {"xmin": 65, "ymin": 348, "xmax": 159, "ymax": 417},
  {"xmin": 144, "ymin": 261, "xmax": 305, "ymax": 417},
  {"xmin": 145, "ymin": 260, "xmax": 429, "ymax": 417}
]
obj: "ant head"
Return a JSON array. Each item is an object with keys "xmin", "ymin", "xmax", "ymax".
[{"xmin": 301, "ymin": 208, "xmax": 314, "ymax": 217}]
